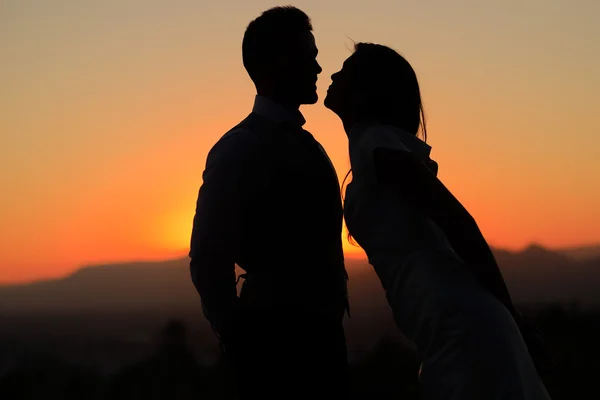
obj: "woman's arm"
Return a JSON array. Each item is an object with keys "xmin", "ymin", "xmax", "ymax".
[
  {"xmin": 374, "ymin": 147, "xmax": 557, "ymax": 373},
  {"xmin": 373, "ymin": 147, "xmax": 518, "ymax": 316}
]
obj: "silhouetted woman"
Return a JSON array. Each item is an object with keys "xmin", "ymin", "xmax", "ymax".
[{"xmin": 325, "ymin": 42, "xmax": 552, "ymax": 399}]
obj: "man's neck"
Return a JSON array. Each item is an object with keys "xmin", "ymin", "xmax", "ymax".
[
  {"xmin": 256, "ymin": 90, "xmax": 300, "ymax": 111},
  {"xmin": 253, "ymin": 95, "xmax": 306, "ymax": 127}
]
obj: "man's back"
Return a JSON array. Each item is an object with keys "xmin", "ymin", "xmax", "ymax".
[
  {"xmin": 189, "ymin": 97, "xmax": 349, "ymax": 399},
  {"xmin": 190, "ymin": 97, "xmax": 348, "ymax": 321}
]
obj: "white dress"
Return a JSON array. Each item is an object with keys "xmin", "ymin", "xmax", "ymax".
[{"xmin": 344, "ymin": 123, "xmax": 551, "ymax": 400}]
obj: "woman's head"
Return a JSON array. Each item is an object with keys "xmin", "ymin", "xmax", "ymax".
[{"xmin": 324, "ymin": 42, "xmax": 426, "ymax": 140}]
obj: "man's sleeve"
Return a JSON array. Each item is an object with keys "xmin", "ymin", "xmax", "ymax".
[{"xmin": 189, "ymin": 129, "xmax": 259, "ymax": 332}]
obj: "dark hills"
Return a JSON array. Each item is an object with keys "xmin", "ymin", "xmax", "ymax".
[{"xmin": 1, "ymin": 245, "xmax": 599, "ymax": 314}]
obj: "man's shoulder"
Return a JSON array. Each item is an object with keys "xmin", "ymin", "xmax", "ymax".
[
  {"xmin": 206, "ymin": 114, "xmax": 271, "ymax": 165},
  {"xmin": 208, "ymin": 129, "xmax": 257, "ymax": 164},
  {"xmin": 234, "ymin": 112, "xmax": 281, "ymax": 136},
  {"xmin": 212, "ymin": 115, "xmax": 256, "ymax": 148},
  {"xmin": 218, "ymin": 126, "xmax": 256, "ymax": 146},
  {"xmin": 213, "ymin": 113, "xmax": 281, "ymax": 152}
]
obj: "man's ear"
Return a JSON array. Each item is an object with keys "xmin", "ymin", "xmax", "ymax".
[{"xmin": 273, "ymin": 54, "xmax": 291, "ymax": 69}]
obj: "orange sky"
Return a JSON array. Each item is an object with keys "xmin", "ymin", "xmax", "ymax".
[{"xmin": 1, "ymin": 1, "xmax": 600, "ymax": 284}]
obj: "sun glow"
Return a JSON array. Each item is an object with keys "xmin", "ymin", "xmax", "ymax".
[
  {"xmin": 155, "ymin": 206, "xmax": 363, "ymax": 259},
  {"xmin": 154, "ymin": 209, "xmax": 195, "ymax": 255}
]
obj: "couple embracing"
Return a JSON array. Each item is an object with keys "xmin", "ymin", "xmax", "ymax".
[{"xmin": 190, "ymin": 6, "xmax": 552, "ymax": 400}]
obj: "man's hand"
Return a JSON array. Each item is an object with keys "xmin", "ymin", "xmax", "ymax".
[
  {"xmin": 208, "ymin": 302, "xmax": 243, "ymax": 352},
  {"xmin": 190, "ymin": 130, "xmax": 259, "ymax": 353}
]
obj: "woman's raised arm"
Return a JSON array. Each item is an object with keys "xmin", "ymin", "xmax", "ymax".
[{"xmin": 372, "ymin": 147, "xmax": 518, "ymax": 316}]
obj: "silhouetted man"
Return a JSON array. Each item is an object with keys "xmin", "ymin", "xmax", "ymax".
[{"xmin": 189, "ymin": 6, "xmax": 349, "ymax": 399}]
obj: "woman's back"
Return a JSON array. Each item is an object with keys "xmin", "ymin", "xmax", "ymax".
[{"xmin": 344, "ymin": 123, "xmax": 456, "ymax": 264}]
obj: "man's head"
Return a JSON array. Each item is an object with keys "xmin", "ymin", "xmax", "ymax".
[{"xmin": 242, "ymin": 7, "xmax": 322, "ymax": 108}]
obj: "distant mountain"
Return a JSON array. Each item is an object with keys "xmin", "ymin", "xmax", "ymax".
[
  {"xmin": 557, "ymin": 244, "xmax": 600, "ymax": 261},
  {"xmin": 0, "ymin": 258, "xmax": 398, "ymax": 365},
  {"xmin": 1, "ymin": 245, "xmax": 600, "ymax": 315},
  {"xmin": 0, "ymin": 258, "xmax": 205, "ymax": 314},
  {"xmin": 1, "ymin": 246, "xmax": 599, "ymax": 369},
  {"xmin": 493, "ymin": 244, "xmax": 600, "ymax": 305}
]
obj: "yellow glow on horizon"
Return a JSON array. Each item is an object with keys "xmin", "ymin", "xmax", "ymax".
[
  {"xmin": 154, "ymin": 209, "xmax": 196, "ymax": 254},
  {"xmin": 154, "ymin": 205, "xmax": 364, "ymax": 259}
]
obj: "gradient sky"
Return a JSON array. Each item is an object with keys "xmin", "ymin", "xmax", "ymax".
[{"xmin": 1, "ymin": 0, "xmax": 599, "ymax": 283}]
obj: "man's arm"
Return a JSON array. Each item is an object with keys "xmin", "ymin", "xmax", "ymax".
[
  {"xmin": 190, "ymin": 130, "xmax": 259, "ymax": 340},
  {"xmin": 373, "ymin": 147, "xmax": 518, "ymax": 316}
]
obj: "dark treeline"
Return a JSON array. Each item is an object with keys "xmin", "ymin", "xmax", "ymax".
[{"xmin": 0, "ymin": 304, "xmax": 598, "ymax": 399}]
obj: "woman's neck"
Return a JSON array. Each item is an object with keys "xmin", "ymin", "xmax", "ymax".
[{"xmin": 342, "ymin": 117, "xmax": 381, "ymax": 139}]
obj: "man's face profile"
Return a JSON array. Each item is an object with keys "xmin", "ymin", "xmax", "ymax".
[{"xmin": 274, "ymin": 31, "xmax": 322, "ymax": 106}]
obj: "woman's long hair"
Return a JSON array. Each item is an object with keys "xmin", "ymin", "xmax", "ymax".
[{"xmin": 341, "ymin": 43, "xmax": 427, "ymax": 246}]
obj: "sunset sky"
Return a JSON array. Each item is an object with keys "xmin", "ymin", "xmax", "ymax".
[{"xmin": 1, "ymin": 0, "xmax": 599, "ymax": 283}]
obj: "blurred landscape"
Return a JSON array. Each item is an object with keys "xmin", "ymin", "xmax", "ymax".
[{"xmin": 1, "ymin": 244, "xmax": 600, "ymax": 398}]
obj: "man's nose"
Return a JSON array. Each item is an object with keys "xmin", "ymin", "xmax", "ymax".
[{"xmin": 316, "ymin": 61, "xmax": 323, "ymax": 75}]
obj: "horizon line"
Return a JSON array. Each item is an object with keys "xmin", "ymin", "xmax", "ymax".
[{"xmin": 1, "ymin": 241, "xmax": 599, "ymax": 287}]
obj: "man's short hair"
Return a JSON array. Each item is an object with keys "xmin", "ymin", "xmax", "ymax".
[{"xmin": 242, "ymin": 6, "xmax": 313, "ymax": 83}]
